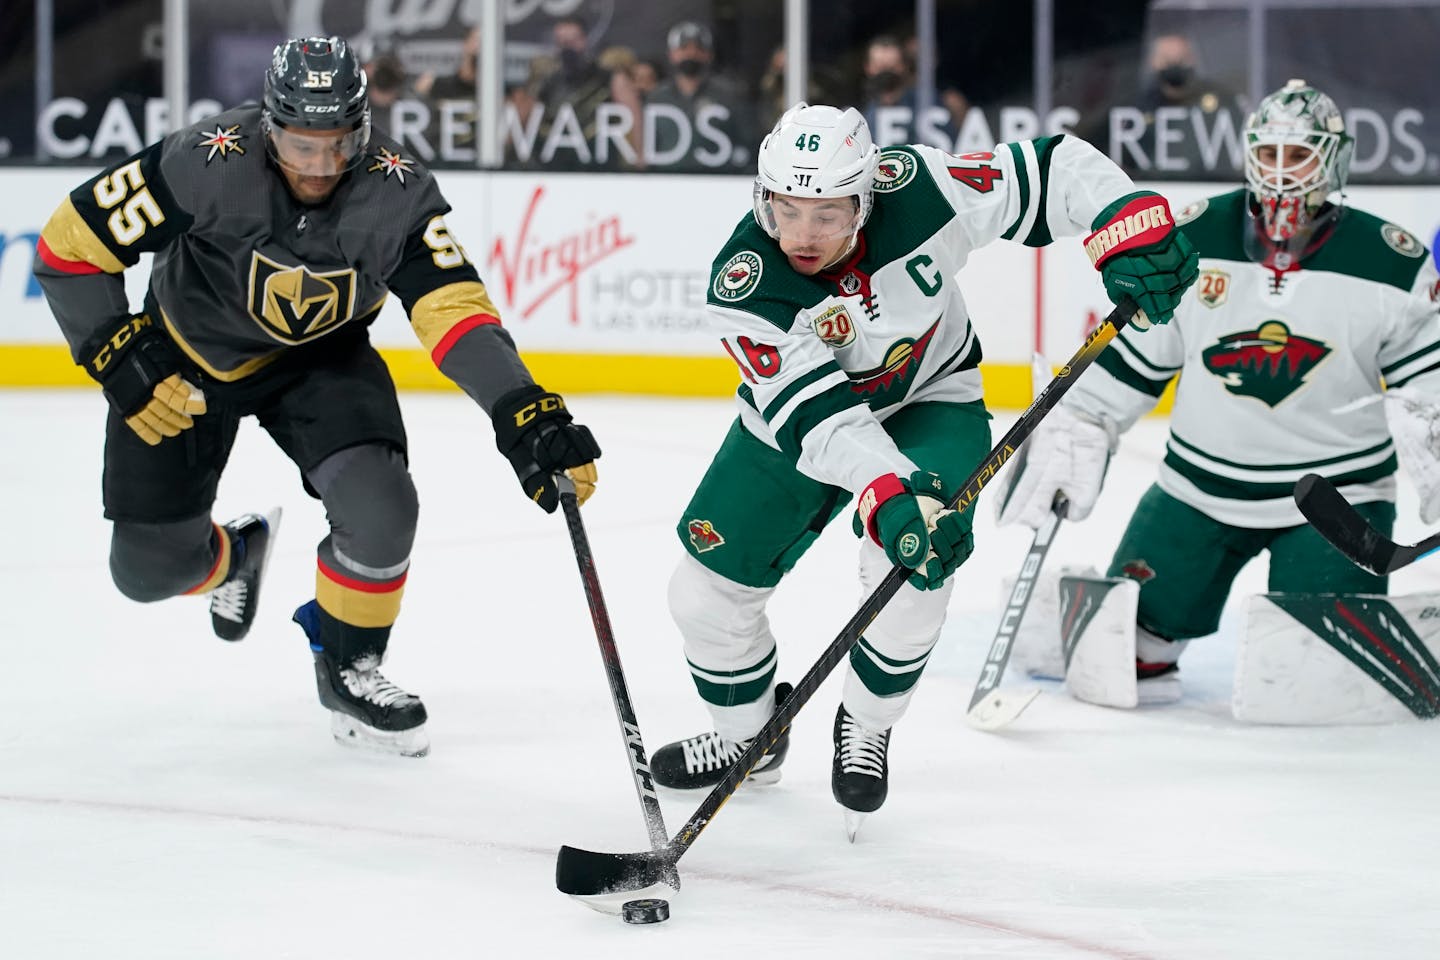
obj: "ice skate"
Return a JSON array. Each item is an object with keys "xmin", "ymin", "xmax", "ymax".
[
  {"xmin": 294, "ymin": 600, "xmax": 429, "ymax": 757},
  {"xmin": 209, "ymin": 507, "xmax": 282, "ymax": 642},
  {"xmin": 652, "ymin": 683, "xmax": 792, "ymax": 789},
  {"xmin": 832, "ymin": 704, "xmax": 891, "ymax": 842}
]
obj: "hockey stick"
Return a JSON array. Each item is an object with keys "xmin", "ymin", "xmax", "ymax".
[
  {"xmin": 553, "ymin": 476, "xmax": 679, "ymax": 902},
  {"xmin": 965, "ymin": 492, "xmax": 1068, "ymax": 731},
  {"xmin": 1293, "ymin": 472, "xmax": 1440, "ymax": 575},
  {"xmin": 554, "ymin": 298, "xmax": 1142, "ymax": 899}
]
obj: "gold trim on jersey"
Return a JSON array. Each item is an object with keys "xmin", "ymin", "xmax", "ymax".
[
  {"xmin": 40, "ymin": 197, "xmax": 126, "ymax": 274},
  {"xmin": 410, "ymin": 281, "xmax": 501, "ymax": 353},
  {"xmin": 158, "ymin": 307, "xmax": 281, "ymax": 381}
]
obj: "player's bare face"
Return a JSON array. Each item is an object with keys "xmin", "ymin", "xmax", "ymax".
[
  {"xmin": 772, "ymin": 196, "xmax": 859, "ymax": 274},
  {"xmin": 270, "ymin": 127, "xmax": 357, "ymax": 203}
]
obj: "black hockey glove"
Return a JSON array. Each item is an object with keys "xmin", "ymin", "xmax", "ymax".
[
  {"xmin": 491, "ymin": 384, "xmax": 601, "ymax": 513},
  {"xmin": 82, "ymin": 313, "xmax": 207, "ymax": 446}
]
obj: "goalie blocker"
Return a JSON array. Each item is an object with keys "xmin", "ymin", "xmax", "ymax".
[{"xmin": 1005, "ymin": 574, "xmax": 1440, "ymax": 723}]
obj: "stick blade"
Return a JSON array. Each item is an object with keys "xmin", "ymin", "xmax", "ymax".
[
  {"xmin": 966, "ymin": 687, "xmax": 1041, "ymax": 731},
  {"xmin": 1293, "ymin": 473, "xmax": 1394, "ymax": 575},
  {"xmin": 555, "ymin": 844, "xmax": 680, "ymax": 907}
]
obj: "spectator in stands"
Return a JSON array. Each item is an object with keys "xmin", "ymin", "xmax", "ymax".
[
  {"xmin": 862, "ymin": 35, "xmax": 919, "ymax": 146},
  {"xmin": 1126, "ymin": 33, "xmax": 1248, "ymax": 177},
  {"xmin": 647, "ymin": 20, "xmax": 750, "ymax": 172},
  {"xmin": 533, "ymin": 15, "xmax": 635, "ymax": 170}
]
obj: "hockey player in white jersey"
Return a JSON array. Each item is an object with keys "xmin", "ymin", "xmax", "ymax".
[
  {"xmin": 996, "ymin": 80, "xmax": 1440, "ymax": 704},
  {"xmin": 648, "ymin": 102, "xmax": 1198, "ymax": 837}
]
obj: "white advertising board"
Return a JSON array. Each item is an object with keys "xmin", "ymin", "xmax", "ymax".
[{"xmin": 4, "ymin": 167, "xmax": 1440, "ymax": 368}]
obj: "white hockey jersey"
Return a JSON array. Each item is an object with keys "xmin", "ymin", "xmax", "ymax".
[
  {"xmin": 1065, "ymin": 189, "xmax": 1440, "ymax": 527},
  {"xmin": 705, "ymin": 137, "xmax": 1136, "ymax": 495}
]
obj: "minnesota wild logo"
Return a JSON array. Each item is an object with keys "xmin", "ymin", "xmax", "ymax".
[
  {"xmin": 848, "ymin": 319, "xmax": 939, "ymax": 407},
  {"xmin": 1201, "ymin": 320, "xmax": 1330, "ymax": 407},
  {"xmin": 686, "ymin": 519, "xmax": 726, "ymax": 553},
  {"xmin": 872, "ymin": 149, "xmax": 917, "ymax": 193}
]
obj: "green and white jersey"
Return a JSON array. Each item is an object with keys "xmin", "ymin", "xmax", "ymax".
[
  {"xmin": 1066, "ymin": 189, "xmax": 1440, "ymax": 528},
  {"xmin": 706, "ymin": 136, "xmax": 1135, "ymax": 495}
]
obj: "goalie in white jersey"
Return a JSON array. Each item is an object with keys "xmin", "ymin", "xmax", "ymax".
[
  {"xmin": 997, "ymin": 80, "xmax": 1440, "ymax": 702},
  {"xmin": 648, "ymin": 102, "xmax": 1197, "ymax": 837}
]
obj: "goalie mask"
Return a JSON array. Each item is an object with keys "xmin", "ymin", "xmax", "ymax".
[
  {"xmin": 1242, "ymin": 79, "xmax": 1352, "ymax": 256},
  {"xmin": 261, "ymin": 36, "xmax": 371, "ymax": 178},
  {"xmin": 753, "ymin": 103, "xmax": 881, "ymax": 252}
]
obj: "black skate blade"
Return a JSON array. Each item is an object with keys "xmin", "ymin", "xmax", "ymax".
[{"xmin": 555, "ymin": 844, "xmax": 680, "ymax": 902}]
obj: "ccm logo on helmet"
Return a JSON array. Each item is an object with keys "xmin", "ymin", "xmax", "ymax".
[{"xmin": 304, "ymin": 104, "xmax": 342, "ymax": 114}]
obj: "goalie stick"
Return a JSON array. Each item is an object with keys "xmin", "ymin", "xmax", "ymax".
[
  {"xmin": 1293, "ymin": 472, "xmax": 1440, "ymax": 575},
  {"xmin": 554, "ymin": 298, "xmax": 1143, "ymax": 901},
  {"xmin": 966, "ymin": 492, "xmax": 1067, "ymax": 730},
  {"xmin": 554, "ymin": 477, "xmax": 679, "ymax": 903}
]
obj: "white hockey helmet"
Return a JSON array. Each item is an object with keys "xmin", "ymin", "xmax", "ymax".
[
  {"xmin": 753, "ymin": 103, "xmax": 881, "ymax": 241},
  {"xmin": 1243, "ymin": 79, "xmax": 1352, "ymax": 244}
]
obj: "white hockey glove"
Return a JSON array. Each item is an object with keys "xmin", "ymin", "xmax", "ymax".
[
  {"xmin": 995, "ymin": 405, "xmax": 1115, "ymax": 529},
  {"xmin": 1385, "ymin": 388, "xmax": 1440, "ymax": 524}
]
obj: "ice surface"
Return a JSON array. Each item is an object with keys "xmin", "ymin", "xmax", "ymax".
[{"xmin": 3, "ymin": 391, "xmax": 1437, "ymax": 959}]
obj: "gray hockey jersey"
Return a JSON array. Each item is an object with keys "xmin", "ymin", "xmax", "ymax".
[
  {"xmin": 33, "ymin": 105, "xmax": 530, "ymax": 408},
  {"xmin": 1065, "ymin": 189, "xmax": 1440, "ymax": 527}
]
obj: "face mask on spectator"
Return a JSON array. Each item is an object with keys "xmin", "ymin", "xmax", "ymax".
[
  {"xmin": 676, "ymin": 58, "xmax": 707, "ymax": 78},
  {"xmin": 867, "ymin": 71, "xmax": 904, "ymax": 97},
  {"xmin": 1158, "ymin": 64, "xmax": 1194, "ymax": 88},
  {"xmin": 559, "ymin": 47, "xmax": 586, "ymax": 75}
]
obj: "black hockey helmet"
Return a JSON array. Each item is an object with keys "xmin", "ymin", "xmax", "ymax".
[{"xmin": 261, "ymin": 36, "xmax": 371, "ymax": 174}]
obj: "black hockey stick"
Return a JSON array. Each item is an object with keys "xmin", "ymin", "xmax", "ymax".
[
  {"xmin": 1294, "ymin": 472, "xmax": 1440, "ymax": 575},
  {"xmin": 554, "ymin": 298, "xmax": 1142, "ymax": 899},
  {"xmin": 553, "ymin": 476, "xmax": 679, "ymax": 900},
  {"xmin": 965, "ymin": 492, "xmax": 1068, "ymax": 730}
]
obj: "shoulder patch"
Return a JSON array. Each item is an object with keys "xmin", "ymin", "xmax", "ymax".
[
  {"xmin": 367, "ymin": 147, "xmax": 418, "ymax": 186},
  {"xmin": 714, "ymin": 250, "xmax": 763, "ymax": 302},
  {"xmin": 1382, "ymin": 222, "xmax": 1425, "ymax": 258},
  {"xmin": 1175, "ymin": 198, "xmax": 1208, "ymax": 225},
  {"xmin": 194, "ymin": 124, "xmax": 247, "ymax": 164},
  {"xmin": 872, "ymin": 149, "xmax": 918, "ymax": 193}
]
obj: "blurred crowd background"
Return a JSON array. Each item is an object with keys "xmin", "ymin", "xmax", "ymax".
[{"xmin": 2, "ymin": 0, "xmax": 1438, "ymax": 185}]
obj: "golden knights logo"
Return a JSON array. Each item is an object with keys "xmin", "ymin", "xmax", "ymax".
[
  {"xmin": 195, "ymin": 125, "xmax": 246, "ymax": 163},
  {"xmin": 368, "ymin": 147, "xmax": 417, "ymax": 185},
  {"xmin": 687, "ymin": 519, "xmax": 726, "ymax": 553},
  {"xmin": 1201, "ymin": 320, "xmax": 1330, "ymax": 408},
  {"xmin": 247, "ymin": 252, "xmax": 357, "ymax": 344}
]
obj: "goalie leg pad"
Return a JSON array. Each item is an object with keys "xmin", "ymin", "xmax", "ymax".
[
  {"xmin": 1061, "ymin": 575, "xmax": 1141, "ymax": 708},
  {"xmin": 1234, "ymin": 591, "xmax": 1440, "ymax": 724},
  {"xmin": 1000, "ymin": 564, "xmax": 1100, "ymax": 680}
]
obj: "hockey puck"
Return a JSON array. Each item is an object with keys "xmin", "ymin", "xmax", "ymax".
[{"xmin": 621, "ymin": 898, "xmax": 670, "ymax": 924}]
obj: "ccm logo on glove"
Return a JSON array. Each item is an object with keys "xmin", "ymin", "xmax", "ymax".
[{"xmin": 86, "ymin": 314, "xmax": 155, "ymax": 376}]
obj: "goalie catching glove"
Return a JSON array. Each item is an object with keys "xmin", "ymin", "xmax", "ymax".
[
  {"xmin": 491, "ymin": 384, "xmax": 601, "ymax": 513},
  {"xmin": 995, "ymin": 405, "xmax": 1116, "ymax": 529},
  {"xmin": 1085, "ymin": 191, "xmax": 1199, "ymax": 328},
  {"xmin": 1385, "ymin": 387, "xmax": 1440, "ymax": 524},
  {"xmin": 854, "ymin": 470, "xmax": 973, "ymax": 590},
  {"xmin": 82, "ymin": 313, "xmax": 207, "ymax": 446}
]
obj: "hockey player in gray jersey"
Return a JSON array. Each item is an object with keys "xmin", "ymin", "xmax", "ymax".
[
  {"xmin": 32, "ymin": 37, "xmax": 600, "ymax": 757},
  {"xmin": 647, "ymin": 102, "xmax": 1198, "ymax": 837},
  {"xmin": 996, "ymin": 80, "xmax": 1440, "ymax": 705}
]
